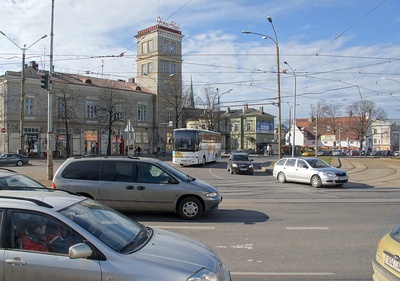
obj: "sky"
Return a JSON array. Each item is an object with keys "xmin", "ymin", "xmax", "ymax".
[{"xmin": 1, "ymin": 0, "xmax": 400, "ymax": 124}]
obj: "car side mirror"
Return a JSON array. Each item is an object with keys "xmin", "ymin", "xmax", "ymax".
[
  {"xmin": 69, "ymin": 243, "xmax": 93, "ymax": 259},
  {"xmin": 167, "ymin": 177, "xmax": 179, "ymax": 184}
]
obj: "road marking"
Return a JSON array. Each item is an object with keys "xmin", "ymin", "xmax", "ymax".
[
  {"xmin": 231, "ymin": 271, "xmax": 335, "ymax": 276},
  {"xmin": 286, "ymin": 227, "xmax": 329, "ymax": 230},
  {"xmin": 150, "ymin": 226, "xmax": 215, "ymax": 230}
]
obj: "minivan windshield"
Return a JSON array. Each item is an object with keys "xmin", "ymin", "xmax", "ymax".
[
  {"xmin": 59, "ymin": 199, "xmax": 150, "ymax": 253},
  {"xmin": 158, "ymin": 161, "xmax": 192, "ymax": 181}
]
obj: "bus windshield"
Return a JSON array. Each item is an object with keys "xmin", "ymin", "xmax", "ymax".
[{"xmin": 174, "ymin": 130, "xmax": 198, "ymax": 151}]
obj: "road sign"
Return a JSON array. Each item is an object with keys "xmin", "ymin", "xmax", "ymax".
[{"xmin": 1, "ymin": 128, "xmax": 6, "ymax": 133}]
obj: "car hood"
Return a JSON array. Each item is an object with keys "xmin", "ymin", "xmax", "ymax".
[
  {"xmin": 134, "ymin": 228, "xmax": 220, "ymax": 273},
  {"xmin": 232, "ymin": 161, "xmax": 251, "ymax": 165},
  {"xmin": 188, "ymin": 178, "xmax": 218, "ymax": 192},
  {"xmin": 314, "ymin": 167, "xmax": 346, "ymax": 174}
]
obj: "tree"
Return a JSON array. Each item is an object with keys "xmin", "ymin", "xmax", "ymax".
[
  {"xmin": 317, "ymin": 101, "xmax": 343, "ymax": 137},
  {"xmin": 162, "ymin": 78, "xmax": 191, "ymax": 129},
  {"xmin": 195, "ymin": 84, "xmax": 218, "ymax": 131},
  {"xmin": 53, "ymin": 81, "xmax": 84, "ymax": 158},
  {"xmin": 346, "ymin": 99, "xmax": 386, "ymax": 150},
  {"xmin": 97, "ymin": 81, "xmax": 131, "ymax": 155}
]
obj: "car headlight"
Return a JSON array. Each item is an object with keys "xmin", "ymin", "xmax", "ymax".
[
  {"xmin": 206, "ymin": 192, "xmax": 218, "ymax": 198},
  {"xmin": 232, "ymin": 163, "xmax": 238, "ymax": 168},
  {"xmin": 188, "ymin": 268, "xmax": 223, "ymax": 281},
  {"xmin": 321, "ymin": 171, "xmax": 336, "ymax": 177},
  {"xmin": 249, "ymin": 164, "xmax": 253, "ymax": 168}
]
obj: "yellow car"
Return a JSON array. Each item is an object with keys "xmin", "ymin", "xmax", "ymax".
[
  {"xmin": 301, "ymin": 150, "xmax": 315, "ymax": 157},
  {"xmin": 372, "ymin": 223, "xmax": 400, "ymax": 280}
]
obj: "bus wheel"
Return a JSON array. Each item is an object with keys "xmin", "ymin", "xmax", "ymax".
[{"xmin": 178, "ymin": 197, "xmax": 203, "ymax": 220}]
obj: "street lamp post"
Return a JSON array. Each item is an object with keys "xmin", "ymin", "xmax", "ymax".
[
  {"xmin": 0, "ymin": 31, "xmax": 47, "ymax": 154},
  {"xmin": 215, "ymin": 88, "xmax": 233, "ymax": 132},
  {"xmin": 283, "ymin": 61, "xmax": 297, "ymax": 157},
  {"xmin": 242, "ymin": 16, "xmax": 282, "ymax": 158}
]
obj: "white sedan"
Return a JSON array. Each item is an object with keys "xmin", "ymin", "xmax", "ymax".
[{"xmin": 272, "ymin": 157, "xmax": 348, "ymax": 188}]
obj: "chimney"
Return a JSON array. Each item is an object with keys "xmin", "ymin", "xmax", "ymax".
[
  {"xmin": 259, "ymin": 106, "xmax": 263, "ymax": 114},
  {"xmin": 30, "ymin": 61, "xmax": 38, "ymax": 70},
  {"xmin": 226, "ymin": 107, "xmax": 230, "ymax": 113},
  {"xmin": 128, "ymin": 78, "xmax": 135, "ymax": 83}
]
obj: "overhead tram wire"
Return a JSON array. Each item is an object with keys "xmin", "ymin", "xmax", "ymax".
[{"xmin": 290, "ymin": 0, "xmax": 388, "ymax": 68}]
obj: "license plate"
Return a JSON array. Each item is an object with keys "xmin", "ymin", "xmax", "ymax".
[
  {"xmin": 385, "ymin": 255, "xmax": 400, "ymax": 273},
  {"xmin": 240, "ymin": 168, "xmax": 247, "ymax": 171}
]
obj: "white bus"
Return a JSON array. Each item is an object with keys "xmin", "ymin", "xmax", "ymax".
[{"xmin": 172, "ymin": 128, "xmax": 222, "ymax": 165}]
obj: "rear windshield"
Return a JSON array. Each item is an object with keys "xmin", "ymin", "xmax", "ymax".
[{"xmin": 391, "ymin": 223, "xmax": 400, "ymax": 243}]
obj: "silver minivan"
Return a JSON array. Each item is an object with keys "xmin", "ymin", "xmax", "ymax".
[
  {"xmin": 52, "ymin": 156, "xmax": 222, "ymax": 219},
  {"xmin": 1, "ymin": 189, "xmax": 231, "ymax": 280}
]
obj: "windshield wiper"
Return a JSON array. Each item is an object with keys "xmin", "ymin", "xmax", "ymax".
[{"xmin": 119, "ymin": 226, "xmax": 152, "ymax": 253}]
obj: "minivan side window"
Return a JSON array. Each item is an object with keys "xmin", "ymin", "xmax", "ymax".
[
  {"xmin": 138, "ymin": 163, "xmax": 170, "ymax": 183},
  {"xmin": 61, "ymin": 160, "xmax": 100, "ymax": 180},
  {"xmin": 100, "ymin": 161, "xmax": 137, "ymax": 182}
]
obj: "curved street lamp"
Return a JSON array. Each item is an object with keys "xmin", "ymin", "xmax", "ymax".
[
  {"xmin": 283, "ymin": 61, "xmax": 297, "ymax": 157},
  {"xmin": 242, "ymin": 16, "xmax": 282, "ymax": 158},
  {"xmin": 0, "ymin": 31, "xmax": 47, "ymax": 155}
]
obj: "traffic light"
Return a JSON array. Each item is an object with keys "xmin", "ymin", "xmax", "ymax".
[{"xmin": 40, "ymin": 74, "xmax": 49, "ymax": 90}]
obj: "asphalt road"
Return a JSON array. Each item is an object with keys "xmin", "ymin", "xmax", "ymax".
[{"xmin": 11, "ymin": 155, "xmax": 400, "ymax": 280}]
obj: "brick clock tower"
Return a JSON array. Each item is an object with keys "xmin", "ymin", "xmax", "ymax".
[{"xmin": 135, "ymin": 17, "xmax": 183, "ymax": 153}]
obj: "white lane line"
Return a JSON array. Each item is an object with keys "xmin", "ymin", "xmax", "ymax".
[
  {"xmin": 286, "ymin": 227, "xmax": 329, "ymax": 230},
  {"xmin": 151, "ymin": 226, "xmax": 215, "ymax": 230},
  {"xmin": 231, "ymin": 272, "xmax": 335, "ymax": 276}
]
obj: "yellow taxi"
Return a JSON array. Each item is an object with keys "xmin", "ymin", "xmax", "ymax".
[{"xmin": 372, "ymin": 223, "xmax": 400, "ymax": 280}]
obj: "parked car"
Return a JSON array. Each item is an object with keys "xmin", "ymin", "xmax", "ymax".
[
  {"xmin": 372, "ymin": 222, "xmax": 400, "ymax": 280},
  {"xmin": 332, "ymin": 150, "xmax": 346, "ymax": 156},
  {"xmin": 0, "ymin": 153, "xmax": 29, "ymax": 166},
  {"xmin": 52, "ymin": 156, "xmax": 222, "ymax": 219},
  {"xmin": 301, "ymin": 150, "xmax": 315, "ymax": 156},
  {"xmin": 272, "ymin": 157, "xmax": 348, "ymax": 188},
  {"xmin": 317, "ymin": 150, "xmax": 331, "ymax": 156},
  {"xmin": 394, "ymin": 151, "xmax": 400, "ymax": 157},
  {"xmin": 0, "ymin": 168, "xmax": 46, "ymax": 189},
  {"xmin": 0, "ymin": 189, "xmax": 231, "ymax": 280},
  {"xmin": 227, "ymin": 152, "xmax": 253, "ymax": 175},
  {"xmin": 349, "ymin": 150, "xmax": 360, "ymax": 156}
]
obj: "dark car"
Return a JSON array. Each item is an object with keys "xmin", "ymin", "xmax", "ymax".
[
  {"xmin": 227, "ymin": 152, "xmax": 254, "ymax": 175},
  {"xmin": 0, "ymin": 168, "xmax": 46, "ymax": 188},
  {"xmin": 0, "ymin": 153, "xmax": 29, "ymax": 166},
  {"xmin": 317, "ymin": 150, "xmax": 331, "ymax": 156}
]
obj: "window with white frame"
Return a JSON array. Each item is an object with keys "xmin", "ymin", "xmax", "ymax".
[
  {"xmin": 138, "ymin": 105, "xmax": 147, "ymax": 121},
  {"xmin": 57, "ymin": 98, "xmax": 66, "ymax": 118},
  {"xmin": 141, "ymin": 64, "xmax": 147, "ymax": 75},
  {"xmin": 148, "ymin": 40, "xmax": 154, "ymax": 52},
  {"xmin": 246, "ymin": 122, "xmax": 251, "ymax": 131},
  {"xmin": 171, "ymin": 63, "xmax": 176, "ymax": 75},
  {"xmin": 25, "ymin": 98, "xmax": 34, "ymax": 115},
  {"xmin": 86, "ymin": 100, "xmax": 96, "ymax": 118},
  {"xmin": 141, "ymin": 42, "xmax": 147, "ymax": 54},
  {"xmin": 163, "ymin": 62, "xmax": 170, "ymax": 74},
  {"xmin": 171, "ymin": 41, "xmax": 177, "ymax": 53},
  {"xmin": 163, "ymin": 39, "xmax": 169, "ymax": 52}
]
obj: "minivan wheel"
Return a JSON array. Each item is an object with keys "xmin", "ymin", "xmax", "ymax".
[
  {"xmin": 311, "ymin": 175, "xmax": 322, "ymax": 188},
  {"xmin": 277, "ymin": 172, "xmax": 286, "ymax": 183},
  {"xmin": 178, "ymin": 197, "xmax": 203, "ymax": 220}
]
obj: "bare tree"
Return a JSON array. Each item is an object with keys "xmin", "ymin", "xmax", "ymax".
[
  {"xmin": 162, "ymin": 79, "xmax": 191, "ymax": 128},
  {"xmin": 346, "ymin": 99, "xmax": 387, "ymax": 150},
  {"xmin": 195, "ymin": 84, "xmax": 218, "ymax": 131},
  {"xmin": 53, "ymin": 82, "xmax": 84, "ymax": 158},
  {"xmin": 318, "ymin": 101, "xmax": 342, "ymax": 136},
  {"xmin": 96, "ymin": 81, "xmax": 130, "ymax": 155}
]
